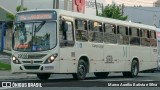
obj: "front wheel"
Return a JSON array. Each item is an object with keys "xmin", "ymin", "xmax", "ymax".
[
  {"xmin": 72, "ymin": 60, "xmax": 87, "ymax": 80},
  {"xmin": 37, "ymin": 73, "xmax": 51, "ymax": 80}
]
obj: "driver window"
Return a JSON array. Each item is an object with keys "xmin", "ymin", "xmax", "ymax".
[{"xmin": 18, "ymin": 23, "xmax": 27, "ymax": 44}]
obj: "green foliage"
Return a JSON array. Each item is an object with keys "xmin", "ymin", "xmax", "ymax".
[
  {"xmin": 6, "ymin": 13, "xmax": 14, "ymax": 20},
  {"xmin": 98, "ymin": 4, "xmax": 127, "ymax": 20},
  {"xmin": 0, "ymin": 61, "xmax": 11, "ymax": 70},
  {"xmin": 6, "ymin": 5, "xmax": 27, "ymax": 21},
  {"xmin": 16, "ymin": 5, "xmax": 27, "ymax": 12}
]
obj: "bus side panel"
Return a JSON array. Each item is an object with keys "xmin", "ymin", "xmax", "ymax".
[
  {"xmin": 59, "ymin": 47, "xmax": 77, "ymax": 73},
  {"xmin": 150, "ymin": 47, "xmax": 158, "ymax": 69},
  {"xmin": 129, "ymin": 46, "xmax": 151, "ymax": 71},
  {"xmin": 104, "ymin": 44, "xmax": 129, "ymax": 72},
  {"xmin": 88, "ymin": 43, "xmax": 104, "ymax": 72},
  {"xmin": 76, "ymin": 42, "xmax": 105, "ymax": 73}
]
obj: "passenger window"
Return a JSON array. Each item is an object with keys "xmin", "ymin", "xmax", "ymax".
[
  {"xmin": 117, "ymin": 25, "xmax": 129, "ymax": 45},
  {"xmin": 88, "ymin": 21, "xmax": 103, "ymax": 43},
  {"xmin": 130, "ymin": 27, "xmax": 140, "ymax": 45},
  {"xmin": 150, "ymin": 30, "xmax": 157, "ymax": 47},
  {"xmin": 104, "ymin": 23, "xmax": 117, "ymax": 44},
  {"xmin": 140, "ymin": 29, "xmax": 150, "ymax": 47},
  {"xmin": 75, "ymin": 19, "xmax": 88, "ymax": 41},
  {"xmin": 104, "ymin": 24, "xmax": 116, "ymax": 34},
  {"xmin": 150, "ymin": 30, "xmax": 156, "ymax": 39}
]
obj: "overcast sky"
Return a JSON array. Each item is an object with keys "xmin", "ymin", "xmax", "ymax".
[
  {"xmin": 0, "ymin": 0, "xmax": 158, "ymax": 14},
  {"xmin": 106, "ymin": 0, "xmax": 157, "ymax": 6}
]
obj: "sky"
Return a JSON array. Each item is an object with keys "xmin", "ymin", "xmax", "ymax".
[
  {"xmin": 0, "ymin": 0, "xmax": 159, "ymax": 14},
  {"xmin": 105, "ymin": 0, "xmax": 158, "ymax": 7}
]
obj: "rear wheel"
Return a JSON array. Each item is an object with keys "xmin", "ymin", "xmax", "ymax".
[
  {"xmin": 131, "ymin": 60, "xmax": 139, "ymax": 77},
  {"xmin": 72, "ymin": 60, "xmax": 87, "ymax": 80},
  {"xmin": 37, "ymin": 73, "xmax": 51, "ymax": 80},
  {"xmin": 94, "ymin": 72, "xmax": 109, "ymax": 78},
  {"xmin": 123, "ymin": 60, "xmax": 139, "ymax": 77}
]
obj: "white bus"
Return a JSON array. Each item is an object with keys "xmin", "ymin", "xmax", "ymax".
[{"xmin": 11, "ymin": 9, "xmax": 158, "ymax": 80}]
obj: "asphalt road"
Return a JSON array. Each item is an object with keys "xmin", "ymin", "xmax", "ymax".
[{"xmin": 0, "ymin": 72, "xmax": 160, "ymax": 90}]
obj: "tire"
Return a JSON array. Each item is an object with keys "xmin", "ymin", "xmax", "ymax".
[
  {"xmin": 37, "ymin": 73, "xmax": 51, "ymax": 80},
  {"xmin": 94, "ymin": 72, "xmax": 109, "ymax": 78},
  {"xmin": 130, "ymin": 60, "xmax": 139, "ymax": 77},
  {"xmin": 72, "ymin": 60, "xmax": 87, "ymax": 80},
  {"xmin": 123, "ymin": 60, "xmax": 139, "ymax": 77}
]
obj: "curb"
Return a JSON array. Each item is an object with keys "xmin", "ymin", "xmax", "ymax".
[
  {"xmin": 0, "ymin": 75, "xmax": 37, "ymax": 80},
  {"xmin": 0, "ymin": 71, "xmax": 37, "ymax": 80}
]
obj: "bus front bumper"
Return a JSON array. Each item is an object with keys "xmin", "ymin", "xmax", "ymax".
[{"xmin": 11, "ymin": 61, "xmax": 59, "ymax": 74}]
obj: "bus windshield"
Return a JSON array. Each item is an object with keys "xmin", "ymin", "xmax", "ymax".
[{"xmin": 13, "ymin": 21, "xmax": 57, "ymax": 52}]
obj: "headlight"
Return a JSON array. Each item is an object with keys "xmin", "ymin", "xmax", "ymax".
[
  {"xmin": 50, "ymin": 56, "xmax": 55, "ymax": 61},
  {"xmin": 44, "ymin": 54, "xmax": 58, "ymax": 64},
  {"xmin": 12, "ymin": 56, "xmax": 21, "ymax": 64},
  {"xmin": 12, "ymin": 56, "xmax": 16, "ymax": 61}
]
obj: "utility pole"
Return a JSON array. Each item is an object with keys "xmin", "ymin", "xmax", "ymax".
[
  {"xmin": 121, "ymin": 3, "xmax": 124, "ymax": 15},
  {"xmin": 53, "ymin": 0, "xmax": 56, "ymax": 9},
  {"xmin": 95, "ymin": 0, "xmax": 98, "ymax": 16},
  {"xmin": 102, "ymin": 4, "xmax": 104, "ymax": 13},
  {"xmin": 56, "ymin": 0, "xmax": 59, "ymax": 9},
  {"xmin": 21, "ymin": 0, "xmax": 24, "ymax": 11}
]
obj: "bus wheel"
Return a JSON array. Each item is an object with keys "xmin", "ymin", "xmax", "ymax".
[
  {"xmin": 94, "ymin": 72, "xmax": 109, "ymax": 78},
  {"xmin": 130, "ymin": 60, "xmax": 139, "ymax": 77},
  {"xmin": 37, "ymin": 73, "xmax": 51, "ymax": 80},
  {"xmin": 72, "ymin": 60, "xmax": 87, "ymax": 80},
  {"xmin": 123, "ymin": 60, "xmax": 139, "ymax": 77}
]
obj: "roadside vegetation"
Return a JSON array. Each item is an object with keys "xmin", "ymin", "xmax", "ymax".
[{"xmin": 0, "ymin": 61, "xmax": 11, "ymax": 70}]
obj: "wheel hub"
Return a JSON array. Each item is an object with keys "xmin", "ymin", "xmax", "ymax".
[{"xmin": 78, "ymin": 65, "xmax": 85, "ymax": 76}]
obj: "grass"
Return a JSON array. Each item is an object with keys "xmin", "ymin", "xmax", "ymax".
[{"xmin": 0, "ymin": 61, "xmax": 11, "ymax": 70}]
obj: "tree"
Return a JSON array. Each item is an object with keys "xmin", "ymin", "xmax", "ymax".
[
  {"xmin": 6, "ymin": 5, "xmax": 27, "ymax": 20},
  {"xmin": 98, "ymin": 4, "xmax": 127, "ymax": 20}
]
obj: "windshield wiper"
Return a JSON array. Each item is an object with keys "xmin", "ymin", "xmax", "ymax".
[{"xmin": 34, "ymin": 21, "xmax": 46, "ymax": 32}]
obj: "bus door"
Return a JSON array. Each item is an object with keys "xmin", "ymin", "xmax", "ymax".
[{"xmin": 59, "ymin": 17, "xmax": 76, "ymax": 73}]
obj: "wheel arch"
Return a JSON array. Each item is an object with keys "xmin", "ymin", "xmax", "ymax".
[{"xmin": 79, "ymin": 55, "xmax": 90, "ymax": 73}]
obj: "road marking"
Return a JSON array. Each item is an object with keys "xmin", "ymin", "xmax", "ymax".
[{"xmin": 0, "ymin": 87, "xmax": 17, "ymax": 90}]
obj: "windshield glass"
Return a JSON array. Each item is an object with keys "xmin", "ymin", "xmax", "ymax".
[{"xmin": 13, "ymin": 21, "xmax": 56, "ymax": 52}]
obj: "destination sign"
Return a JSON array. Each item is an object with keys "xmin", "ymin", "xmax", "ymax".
[{"xmin": 16, "ymin": 11, "xmax": 57, "ymax": 21}]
